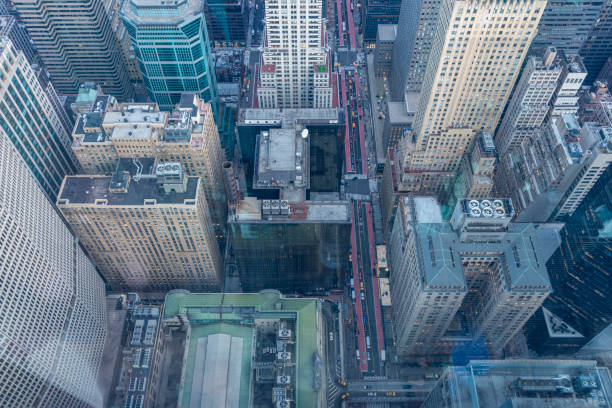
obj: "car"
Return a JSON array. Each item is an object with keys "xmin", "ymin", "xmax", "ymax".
[
  {"xmin": 340, "ymin": 392, "xmax": 350, "ymax": 400},
  {"xmin": 367, "ymin": 352, "xmax": 371, "ymax": 361},
  {"xmin": 329, "ymin": 332, "xmax": 334, "ymax": 341},
  {"xmin": 386, "ymin": 391, "xmax": 396, "ymax": 396},
  {"xmin": 337, "ymin": 379, "xmax": 347, "ymax": 387},
  {"xmin": 362, "ymin": 385, "xmax": 369, "ymax": 390},
  {"xmin": 425, "ymin": 373, "xmax": 440, "ymax": 380},
  {"xmin": 402, "ymin": 384, "xmax": 412, "ymax": 389},
  {"xmin": 367, "ymin": 392, "xmax": 377, "ymax": 396}
]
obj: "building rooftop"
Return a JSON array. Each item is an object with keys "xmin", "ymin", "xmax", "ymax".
[
  {"xmin": 121, "ymin": 0, "xmax": 204, "ymax": 25},
  {"xmin": 162, "ymin": 291, "xmax": 320, "ymax": 408},
  {"xmin": 240, "ymin": 108, "xmax": 342, "ymax": 127},
  {"xmin": 387, "ymin": 102, "xmax": 414, "ymax": 125},
  {"xmin": 103, "ymin": 105, "xmax": 166, "ymax": 127},
  {"xmin": 401, "ymin": 197, "xmax": 552, "ymax": 292},
  {"xmin": 377, "ymin": 24, "xmax": 397, "ymax": 42},
  {"xmin": 254, "ymin": 128, "xmax": 309, "ymax": 190},
  {"xmin": 231, "ymin": 199, "xmax": 351, "ymax": 224},
  {"xmin": 439, "ymin": 359, "xmax": 612, "ymax": 408},
  {"xmin": 57, "ymin": 159, "xmax": 199, "ymax": 207}
]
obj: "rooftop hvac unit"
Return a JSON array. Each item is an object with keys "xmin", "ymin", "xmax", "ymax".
[
  {"xmin": 277, "ymin": 401, "xmax": 290, "ymax": 408},
  {"xmin": 480, "ymin": 199, "xmax": 492, "ymax": 210},
  {"xmin": 494, "ymin": 207, "xmax": 506, "ymax": 218},
  {"xmin": 469, "ymin": 199, "xmax": 480, "ymax": 210},
  {"xmin": 470, "ymin": 207, "xmax": 482, "ymax": 217},
  {"xmin": 277, "ymin": 352, "xmax": 291, "ymax": 360},
  {"xmin": 279, "ymin": 329, "xmax": 291, "ymax": 338},
  {"xmin": 493, "ymin": 199, "xmax": 504, "ymax": 208},
  {"xmin": 277, "ymin": 376, "xmax": 291, "ymax": 384},
  {"xmin": 482, "ymin": 207, "xmax": 494, "ymax": 217}
]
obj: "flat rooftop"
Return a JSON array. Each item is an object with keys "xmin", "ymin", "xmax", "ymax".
[
  {"xmin": 377, "ymin": 24, "xmax": 397, "ymax": 42},
  {"xmin": 121, "ymin": 0, "xmax": 204, "ymax": 25},
  {"xmin": 254, "ymin": 128, "xmax": 309, "ymax": 190},
  {"xmin": 444, "ymin": 359, "xmax": 612, "ymax": 408},
  {"xmin": 58, "ymin": 173, "xmax": 198, "ymax": 207},
  {"xmin": 230, "ymin": 200, "xmax": 351, "ymax": 224},
  {"xmin": 163, "ymin": 292, "xmax": 320, "ymax": 408},
  {"xmin": 387, "ymin": 102, "xmax": 414, "ymax": 125},
  {"xmin": 240, "ymin": 108, "xmax": 342, "ymax": 127},
  {"xmin": 103, "ymin": 106, "xmax": 166, "ymax": 127}
]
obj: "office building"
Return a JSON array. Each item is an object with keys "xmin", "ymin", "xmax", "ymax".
[
  {"xmin": 11, "ymin": 0, "xmax": 132, "ymax": 98},
  {"xmin": 204, "ymin": 0, "xmax": 248, "ymax": 46},
  {"xmin": 388, "ymin": 196, "xmax": 555, "ymax": 358},
  {"xmin": 581, "ymin": 1, "xmax": 612, "ymax": 85},
  {"xmin": 526, "ymin": 167, "xmax": 612, "ymax": 355},
  {"xmin": 402, "ymin": 0, "xmax": 545, "ymax": 194},
  {"xmin": 422, "ymin": 359, "xmax": 612, "ymax": 408},
  {"xmin": 0, "ymin": 13, "xmax": 36, "ymax": 64},
  {"xmin": 236, "ymin": 108, "xmax": 345, "ymax": 192},
  {"xmin": 57, "ymin": 160, "xmax": 223, "ymax": 291},
  {"xmin": 0, "ymin": 38, "xmax": 79, "ymax": 201},
  {"xmin": 361, "ymin": 0, "xmax": 401, "ymax": 44},
  {"xmin": 531, "ymin": 0, "xmax": 606, "ymax": 57},
  {"xmin": 71, "ymin": 94, "xmax": 227, "ymax": 230},
  {"xmin": 390, "ymin": 0, "xmax": 440, "ymax": 99},
  {"xmin": 550, "ymin": 52, "xmax": 588, "ymax": 116},
  {"xmin": 256, "ymin": 0, "xmax": 334, "ymax": 108},
  {"xmin": 374, "ymin": 24, "xmax": 396, "ymax": 77},
  {"xmin": 383, "ymin": 99, "xmax": 415, "ymax": 149},
  {"xmin": 496, "ymin": 115, "xmax": 612, "ymax": 222},
  {"xmin": 0, "ymin": 133, "xmax": 107, "ymax": 408},
  {"xmin": 120, "ymin": 0, "xmax": 218, "ymax": 110},
  {"xmin": 153, "ymin": 291, "xmax": 323, "ymax": 407},
  {"xmin": 103, "ymin": 0, "xmax": 142, "ymax": 85},
  {"xmin": 495, "ymin": 49, "xmax": 563, "ymax": 156},
  {"xmin": 229, "ymin": 125, "xmax": 351, "ymax": 294},
  {"xmin": 579, "ymin": 81, "xmax": 612, "ymax": 124}
]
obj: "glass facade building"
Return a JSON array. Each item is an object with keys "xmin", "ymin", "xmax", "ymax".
[
  {"xmin": 204, "ymin": 0, "xmax": 248, "ymax": 47},
  {"xmin": 527, "ymin": 167, "xmax": 612, "ymax": 354},
  {"xmin": 121, "ymin": 0, "xmax": 218, "ymax": 111},
  {"xmin": 361, "ymin": 0, "xmax": 402, "ymax": 44}
]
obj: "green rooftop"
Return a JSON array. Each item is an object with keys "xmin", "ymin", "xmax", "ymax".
[
  {"xmin": 315, "ymin": 65, "xmax": 327, "ymax": 73},
  {"xmin": 163, "ymin": 291, "xmax": 320, "ymax": 408}
]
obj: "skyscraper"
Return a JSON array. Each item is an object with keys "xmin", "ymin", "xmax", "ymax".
[
  {"xmin": 0, "ymin": 38, "xmax": 79, "ymax": 201},
  {"xmin": 495, "ymin": 49, "xmax": 563, "ymax": 156},
  {"xmin": 57, "ymin": 160, "xmax": 223, "ymax": 291},
  {"xmin": 580, "ymin": 1, "xmax": 612, "ymax": 85},
  {"xmin": 120, "ymin": 0, "xmax": 218, "ymax": 110},
  {"xmin": 361, "ymin": 0, "xmax": 402, "ymax": 44},
  {"xmin": 0, "ymin": 131, "xmax": 107, "ymax": 408},
  {"xmin": 256, "ymin": 0, "xmax": 334, "ymax": 108},
  {"xmin": 390, "ymin": 0, "xmax": 441, "ymax": 100},
  {"xmin": 401, "ymin": 0, "xmax": 545, "ymax": 194},
  {"xmin": 204, "ymin": 0, "xmax": 248, "ymax": 46},
  {"xmin": 11, "ymin": 0, "xmax": 133, "ymax": 98},
  {"xmin": 388, "ymin": 196, "xmax": 554, "ymax": 358},
  {"xmin": 531, "ymin": 0, "xmax": 606, "ymax": 56}
]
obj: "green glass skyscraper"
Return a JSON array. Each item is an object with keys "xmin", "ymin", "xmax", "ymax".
[{"xmin": 120, "ymin": 0, "xmax": 217, "ymax": 110}]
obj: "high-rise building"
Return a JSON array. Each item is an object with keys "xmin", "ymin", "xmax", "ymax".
[
  {"xmin": 102, "ymin": 0, "xmax": 142, "ymax": 85},
  {"xmin": 204, "ymin": 0, "xmax": 248, "ymax": 47},
  {"xmin": 0, "ymin": 38, "xmax": 79, "ymax": 201},
  {"xmin": 526, "ymin": 167, "xmax": 612, "ymax": 355},
  {"xmin": 256, "ymin": 0, "xmax": 334, "ymax": 108},
  {"xmin": 401, "ymin": 0, "xmax": 545, "ymax": 194},
  {"xmin": 374, "ymin": 24, "xmax": 396, "ymax": 78},
  {"xmin": 71, "ymin": 94, "xmax": 227, "ymax": 231},
  {"xmin": 581, "ymin": 1, "xmax": 612, "ymax": 85},
  {"xmin": 361, "ymin": 0, "xmax": 402, "ymax": 44},
  {"xmin": 422, "ymin": 359, "xmax": 612, "ymax": 408},
  {"xmin": 120, "ymin": 0, "xmax": 218, "ymax": 110},
  {"xmin": 229, "ymin": 124, "xmax": 351, "ymax": 295},
  {"xmin": 388, "ymin": 196, "xmax": 554, "ymax": 358},
  {"xmin": 531, "ymin": 0, "xmax": 606, "ymax": 57},
  {"xmin": 495, "ymin": 49, "xmax": 563, "ymax": 156},
  {"xmin": 57, "ymin": 159, "xmax": 223, "ymax": 291},
  {"xmin": 11, "ymin": 0, "xmax": 133, "ymax": 98},
  {"xmin": 0, "ymin": 132, "xmax": 107, "ymax": 408},
  {"xmin": 390, "ymin": 0, "xmax": 441, "ymax": 99}
]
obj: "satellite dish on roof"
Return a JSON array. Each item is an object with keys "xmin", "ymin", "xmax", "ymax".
[{"xmin": 301, "ymin": 129, "xmax": 309, "ymax": 139}]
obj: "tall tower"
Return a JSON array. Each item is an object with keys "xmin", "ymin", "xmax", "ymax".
[
  {"xmin": 402, "ymin": 0, "xmax": 545, "ymax": 194},
  {"xmin": 257, "ymin": 0, "xmax": 333, "ymax": 108},
  {"xmin": 580, "ymin": 1, "xmax": 612, "ymax": 85},
  {"xmin": 0, "ymin": 38, "xmax": 79, "ymax": 201},
  {"xmin": 120, "ymin": 0, "xmax": 218, "ymax": 111},
  {"xmin": 0, "ymin": 131, "xmax": 107, "ymax": 408},
  {"xmin": 10, "ymin": 0, "xmax": 132, "ymax": 98}
]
